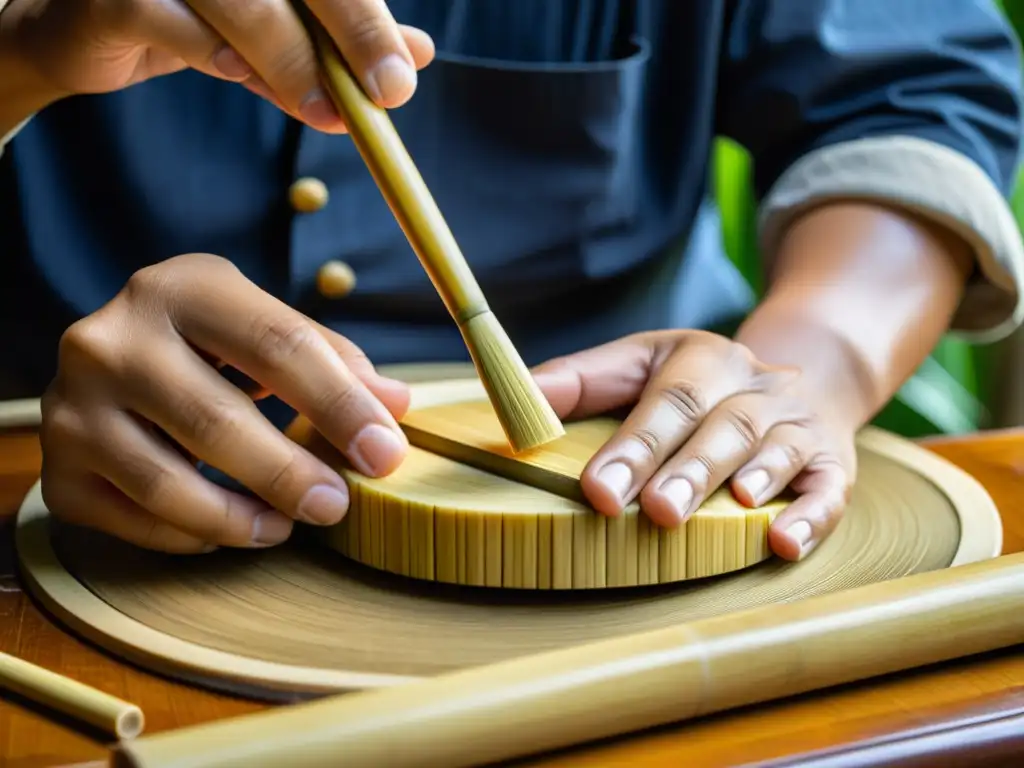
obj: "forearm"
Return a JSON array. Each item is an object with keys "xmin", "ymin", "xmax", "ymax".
[{"xmin": 734, "ymin": 202, "xmax": 974, "ymax": 430}]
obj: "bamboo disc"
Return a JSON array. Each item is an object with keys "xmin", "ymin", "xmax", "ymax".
[
  {"xmin": 299, "ymin": 378, "xmax": 788, "ymax": 589},
  {"xmin": 13, "ymin": 363, "xmax": 1003, "ymax": 700}
]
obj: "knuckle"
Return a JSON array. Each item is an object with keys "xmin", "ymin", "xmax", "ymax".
[
  {"xmin": 657, "ymin": 380, "xmax": 706, "ymax": 424},
  {"xmin": 779, "ymin": 441, "xmax": 809, "ymax": 470},
  {"xmin": 265, "ymin": 40, "xmax": 317, "ymax": 92},
  {"xmin": 344, "ymin": 12, "xmax": 392, "ymax": 52},
  {"xmin": 308, "ymin": 378, "xmax": 361, "ymax": 420},
  {"xmin": 125, "ymin": 455, "xmax": 177, "ymax": 511},
  {"xmin": 691, "ymin": 454, "xmax": 716, "ymax": 486},
  {"xmin": 124, "ymin": 262, "xmax": 170, "ymax": 297},
  {"xmin": 178, "ymin": 395, "xmax": 247, "ymax": 450},
  {"xmin": 723, "ymin": 406, "xmax": 763, "ymax": 451},
  {"xmin": 251, "ymin": 316, "xmax": 321, "ymax": 369},
  {"xmin": 630, "ymin": 428, "xmax": 660, "ymax": 460},
  {"xmin": 57, "ymin": 316, "xmax": 118, "ymax": 373},
  {"xmin": 39, "ymin": 397, "xmax": 86, "ymax": 450},
  {"xmin": 264, "ymin": 449, "xmax": 304, "ymax": 499}
]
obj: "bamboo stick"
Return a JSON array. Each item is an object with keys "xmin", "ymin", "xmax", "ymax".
[
  {"xmin": 112, "ymin": 552, "xmax": 1024, "ymax": 768},
  {"xmin": 0, "ymin": 650, "xmax": 144, "ymax": 739},
  {"xmin": 297, "ymin": 9, "xmax": 563, "ymax": 453}
]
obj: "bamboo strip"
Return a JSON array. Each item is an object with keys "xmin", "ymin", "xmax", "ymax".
[
  {"xmin": 111, "ymin": 552, "xmax": 1024, "ymax": 768},
  {"xmin": 0, "ymin": 650, "xmax": 144, "ymax": 739}
]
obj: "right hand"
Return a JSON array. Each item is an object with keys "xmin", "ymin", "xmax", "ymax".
[
  {"xmin": 40, "ymin": 254, "xmax": 412, "ymax": 554},
  {"xmin": 2, "ymin": 0, "xmax": 436, "ymax": 132}
]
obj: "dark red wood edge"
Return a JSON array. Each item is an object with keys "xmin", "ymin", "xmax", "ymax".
[{"xmin": 742, "ymin": 689, "xmax": 1024, "ymax": 768}]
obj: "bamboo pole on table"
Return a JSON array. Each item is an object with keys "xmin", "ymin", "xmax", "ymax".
[
  {"xmin": 113, "ymin": 551, "xmax": 1024, "ymax": 768},
  {"xmin": 0, "ymin": 651, "xmax": 144, "ymax": 739}
]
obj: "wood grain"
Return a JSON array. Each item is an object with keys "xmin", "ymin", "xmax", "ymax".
[{"xmin": 1, "ymin": 427, "xmax": 1023, "ymax": 767}]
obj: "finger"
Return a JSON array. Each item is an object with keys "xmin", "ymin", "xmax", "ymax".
[
  {"xmin": 312, "ymin": 320, "xmax": 411, "ymax": 419},
  {"xmin": 307, "ymin": 0, "xmax": 422, "ymax": 108},
  {"xmin": 768, "ymin": 460, "xmax": 852, "ymax": 561},
  {"xmin": 530, "ymin": 336, "xmax": 656, "ymax": 420},
  {"xmin": 166, "ymin": 266, "xmax": 407, "ymax": 477},
  {"xmin": 129, "ymin": 2, "xmax": 251, "ymax": 81},
  {"xmin": 400, "ymin": 24, "xmax": 436, "ymax": 70},
  {"xmin": 579, "ymin": 340, "xmax": 757, "ymax": 517},
  {"xmin": 42, "ymin": 465, "xmax": 214, "ymax": 555},
  {"xmin": 90, "ymin": 409, "xmax": 294, "ymax": 548},
  {"xmin": 730, "ymin": 424, "xmax": 814, "ymax": 508},
  {"xmin": 638, "ymin": 393, "xmax": 795, "ymax": 526},
  {"xmin": 122, "ymin": 338, "xmax": 354, "ymax": 528},
  {"xmin": 185, "ymin": 0, "xmax": 345, "ymax": 130}
]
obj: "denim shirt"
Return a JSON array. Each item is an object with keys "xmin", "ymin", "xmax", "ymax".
[{"xmin": 1, "ymin": 0, "xmax": 1022, "ymax": 397}]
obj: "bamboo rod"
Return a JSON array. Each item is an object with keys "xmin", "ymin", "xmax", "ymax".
[
  {"xmin": 297, "ymin": 10, "xmax": 563, "ymax": 453},
  {"xmin": 0, "ymin": 650, "xmax": 144, "ymax": 739},
  {"xmin": 0, "ymin": 397, "xmax": 41, "ymax": 429},
  {"xmin": 112, "ymin": 552, "xmax": 1024, "ymax": 768}
]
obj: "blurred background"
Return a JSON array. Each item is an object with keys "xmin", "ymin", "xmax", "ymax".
[{"xmin": 713, "ymin": 0, "xmax": 1024, "ymax": 439}]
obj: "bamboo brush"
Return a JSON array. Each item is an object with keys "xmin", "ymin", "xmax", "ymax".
[{"xmin": 301, "ymin": 14, "xmax": 565, "ymax": 454}]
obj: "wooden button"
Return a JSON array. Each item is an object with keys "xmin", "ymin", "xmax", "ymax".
[
  {"xmin": 289, "ymin": 177, "xmax": 329, "ymax": 213},
  {"xmin": 316, "ymin": 260, "xmax": 357, "ymax": 298}
]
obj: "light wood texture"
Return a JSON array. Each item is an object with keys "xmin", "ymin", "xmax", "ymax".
[
  {"xmin": 304, "ymin": 13, "xmax": 564, "ymax": 452},
  {"xmin": 303, "ymin": 377, "xmax": 787, "ymax": 588},
  {"xmin": 2, "ymin": 425, "xmax": 1024, "ymax": 767},
  {"xmin": 110, "ymin": 548, "xmax": 1024, "ymax": 768},
  {"xmin": 0, "ymin": 650, "xmax": 143, "ymax": 739}
]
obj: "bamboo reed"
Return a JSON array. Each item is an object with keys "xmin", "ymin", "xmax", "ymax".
[
  {"xmin": 111, "ymin": 552, "xmax": 1024, "ymax": 768},
  {"xmin": 0, "ymin": 650, "xmax": 144, "ymax": 739}
]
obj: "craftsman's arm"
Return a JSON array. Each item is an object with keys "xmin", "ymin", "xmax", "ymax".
[{"xmin": 718, "ymin": 0, "xmax": 1024, "ymax": 428}]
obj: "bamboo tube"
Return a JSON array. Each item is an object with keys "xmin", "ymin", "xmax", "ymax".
[
  {"xmin": 0, "ymin": 397, "xmax": 41, "ymax": 429},
  {"xmin": 298, "ymin": 10, "xmax": 563, "ymax": 453},
  {"xmin": 0, "ymin": 650, "xmax": 144, "ymax": 739},
  {"xmin": 112, "ymin": 552, "xmax": 1024, "ymax": 768}
]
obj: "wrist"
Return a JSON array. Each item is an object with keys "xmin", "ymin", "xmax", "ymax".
[{"xmin": 734, "ymin": 300, "xmax": 881, "ymax": 433}]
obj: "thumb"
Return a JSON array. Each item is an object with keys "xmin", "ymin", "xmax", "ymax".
[{"xmin": 530, "ymin": 336, "xmax": 656, "ymax": 420}]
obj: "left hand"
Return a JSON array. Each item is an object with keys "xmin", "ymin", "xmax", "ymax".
[{"xmin": 531, "ymin": 330, "xmax": 859, "ymax": 562}]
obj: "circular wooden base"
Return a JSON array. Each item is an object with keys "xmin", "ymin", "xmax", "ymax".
[{"xmin": 15, "ymin": 368, "xmax": 1002, "ymax": 698}]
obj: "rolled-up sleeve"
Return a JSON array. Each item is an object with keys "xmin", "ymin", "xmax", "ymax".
[{"xmin": 716, "ymin": 0, "xmax": 1024, "ymax": 343}]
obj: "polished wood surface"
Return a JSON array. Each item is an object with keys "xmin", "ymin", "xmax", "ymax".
[{"xmin": 1, "ymin": 427, "xmax": 1023, "ymax": 767}]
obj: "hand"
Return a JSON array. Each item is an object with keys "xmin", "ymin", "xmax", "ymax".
[
  {"xmin": 2, "ymin": 0, "xmax": 435, "ymax": 131},
  {"xmin": 40, "ymin": 254, "xmax": 411, "ymax": 554},
  {"xmin": 531, "ymin": 331, "xmax": 859, "ymax": 561}
]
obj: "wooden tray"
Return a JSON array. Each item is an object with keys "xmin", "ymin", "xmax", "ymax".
[{"xmin": 12, "ymin": 364, "xmax": 1001, "ymax": 702}]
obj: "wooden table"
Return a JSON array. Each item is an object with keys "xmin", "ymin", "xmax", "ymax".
[{"xmin": 1, "ymin": 427, "xmax": 1024, "ymax": 768}]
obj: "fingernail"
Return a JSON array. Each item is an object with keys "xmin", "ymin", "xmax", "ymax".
[
  {"xmin": 782, "ymin": 520, "xmax": 815, "ymax": 558},
  {"xmin": 349, "ymin": 424, "xmax": 406, "ymax": 476},
  {"xmin": 212, "ymin": 46, "xmax": 251, "ymax": 80},
  {"xmin": 296, "ymin": 483, "xmax": 350, "ymax": 525},
  {"xmin": 596, "ymin": 462, "xmax": 632, "ymax": 502},
  {"xmin": 365, "ymin": 53, "xmax": 417, "ymax": 107},
  {"xmin": 657, "ymin": 477, "xmax": 694, "ymax": 522},
  {"xmin": 251, "ymin": 511, "xmax": 293, "ymax": 546},
  {"xmin": 299, "ymin": 88, "xmax": 342, "ymax": 127},
  {"xmin": 737, "ymin": 469, "xmax": 770, "ymax": 504}
]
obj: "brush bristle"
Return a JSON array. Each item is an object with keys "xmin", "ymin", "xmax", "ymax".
[{"xmin": 461, "ymin": 312, "xmax": 565, "ymax": 453}]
